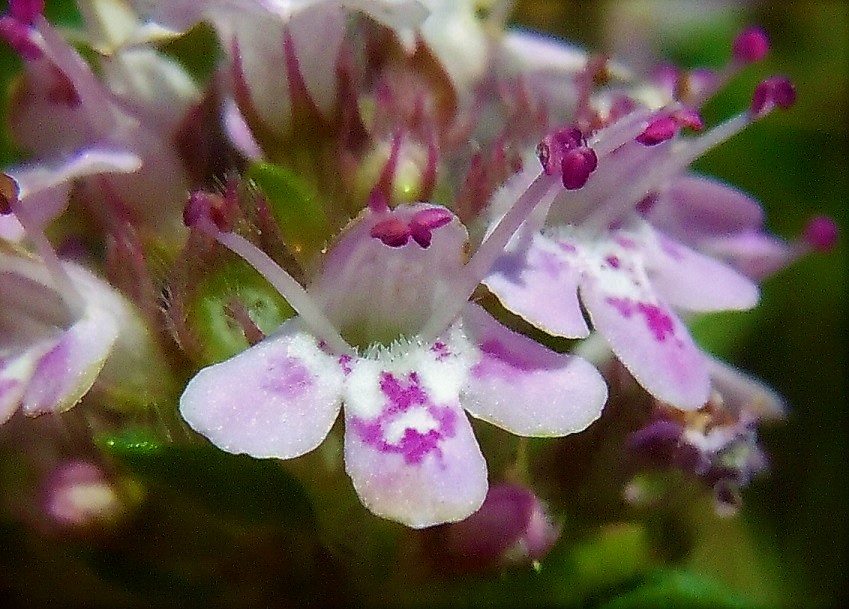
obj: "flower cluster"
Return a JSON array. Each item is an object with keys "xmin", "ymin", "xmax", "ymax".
[{"xmin": 0, "ymin": 0, "xmax": 837, "ymax": 540}]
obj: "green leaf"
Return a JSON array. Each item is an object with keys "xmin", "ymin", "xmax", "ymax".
[
  {"xmin": 598, "ymin": 569, "xmax": 760, "ymax": 609},
  {"xmin": 99, "ymin": 429, "xmax": 314, "ymax": 528},
  {"xmin": 246, "ymin": 161, "xmax": 332, "ymax": 257}
]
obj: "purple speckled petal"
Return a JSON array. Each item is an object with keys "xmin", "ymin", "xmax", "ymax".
[
  {"xmin": 344, "ymin": 399, "xmax": 487, "ymax": 529},
  {"xmin": 341, "ymin": 343, "xmax": 487, "ymax": 528},
  {"xmin": 180, "ymin": 318, "xmax": 344, "ymax": 459},
  {"xmin": 461, "ymin": 304, "xmax": 606, "ymax": 436},
  {"xmin": 484, "ymin": 234, "xmax": 589, "ymax": 338},
  {"xmin": 643, "ymin": 228, "xmax": 759, "ymax": 312},
  {"xmin": 22, "ymin": 312, "xmax": 119, "ymax": 415},
  {"xmin": 581, "ymin": 281, "xmax": 710, "ymax": 410}
]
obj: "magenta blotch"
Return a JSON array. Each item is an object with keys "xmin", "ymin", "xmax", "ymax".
[
  {"xmin": 350, "ymin": 372, "xmax": 457, "ymax": 465},
  {"xmin": 606, "ymin": 297, "xmax": 676, "ymax": 342},
  {"xmin": 260, "ymin": 357, "xmax": 313, "ymax": 398}
]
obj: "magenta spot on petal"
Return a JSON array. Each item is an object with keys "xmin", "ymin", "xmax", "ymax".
[
  {"xmin": 606, "ymin": 297, "xmax": 676, "ymax": 342},
  {"xmin": 557, "ymin": 241, "xmax": 577, "ymax": 253},
  {"xmin": 607, "ymin": 296, "xmax": 635, "ymax": 317},
  {"xmin": 261, "ymin": 357, "xmax": 313, "ymax": 397},
  {"xmin": 637, "ymin": 302, "xmax": 676, "ymax": 342},
  {"xmin": 803, "ymin": 215, "xmax": 839, "ymax": 252},
  {"xmin": 351, "ymin": 372, "xmax": 457, "ymax": 465},
  {"xmin": 605, "ymin": 255, "xmax": 621, "ymax": 269},
  {"xmin": 732, "ymin": 26, "xmax": 770, "ymax": 64},
  {"xmin": 338, "ymin": 354, "xmax": 353, "ymax": 375},
  {"xmin": 636, "ymin": 193, "xmax": 658, "ymax": 216},
  {"xmin": 431, "ymin": 342, "xmax": 451, "ymax": 361}
]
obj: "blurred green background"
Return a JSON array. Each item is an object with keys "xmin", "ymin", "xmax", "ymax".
[{"xmin": 513, "ymin": 1, "xmax": 847, "ymax": 606}]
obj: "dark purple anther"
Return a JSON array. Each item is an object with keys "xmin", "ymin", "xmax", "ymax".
[
  {"xmin": 732, "ymin": 26, "xmax": 770, "ymax": 64},
  {"xmin": 636, "ymin": 115, "xmax": 677, "ymax": 146},
  {"xmin": 560, "ymin": 148, "xmax": 597, "ymax": 190},
  {"xmin": 370, "ymin": 217, "xmax": 411, "ymax": 247},
  {"xmin": 410, "ymin": 207, "xmax": 453, "ymax": 248},
  {"xmin": 750, "ymin": 76, "xmax": 796, "ymax": 117},
  {"xmin": 803, "ymin": 215, "xmax": 839, "ymax": 252},
  {"xmin": 537, "ymin": 126, "xmax": 587, "ymax": 175}
]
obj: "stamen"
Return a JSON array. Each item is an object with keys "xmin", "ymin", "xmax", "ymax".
[
  {"xmin": 802, "ymin": 215, "xmax": 839, "ymax": 252},
  {"xmin": 636, "ymin": 115, "xmax": 677, "ymax": 146},
  {"xmin": 370, "ymin": 217, "xmax": 411, "ymax": 247},
  {"xmin": 183, "ymin": 195, "xmax": 354, "ymax": 355},
  {"xmin": 636, "ymin": 110, "xmax": 704, "ymax": 146},
  {"xmin": 536, "ymin": 126, "xmax": 599, "ymax": 189},
  {"xmin": 750, "ymin": 76, "xmax": 796, "ymax": 117},
  {"xmin": 560, "ymin": 148, "xmax": 598, "ymax": 189},
  {"xmin": 410, "ymin": 207, "xmax": 453, "ymax": 248},
  {"xmin": 419, "ymin": 172, "xmax": 559, "ymax": 341},
  {"xmin": 732, "ymin": 27, "xmax": 770, "ymax": 64}
]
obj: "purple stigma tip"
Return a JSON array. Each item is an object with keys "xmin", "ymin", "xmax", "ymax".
[
  {"xmin": 732, "ymin": 26, "xmax": 770, "ymax": 64},
  {"xmin": 803, "ymin": 215, "xmax": 839, "ymax": 252},
  {"xmin": 636, "ymin": 115, "xmax": 677, "ymax": 146},
  {"xmin": 538, "ymin": 126, "xmax": 597, "ymax": 188},
  {"xmin": 750, "ymin": 77, "xmax": 796, "ymax": 116},
  {"xmin": 370, "ymin": 217, "xmax": 411, "ymax": 247}
]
